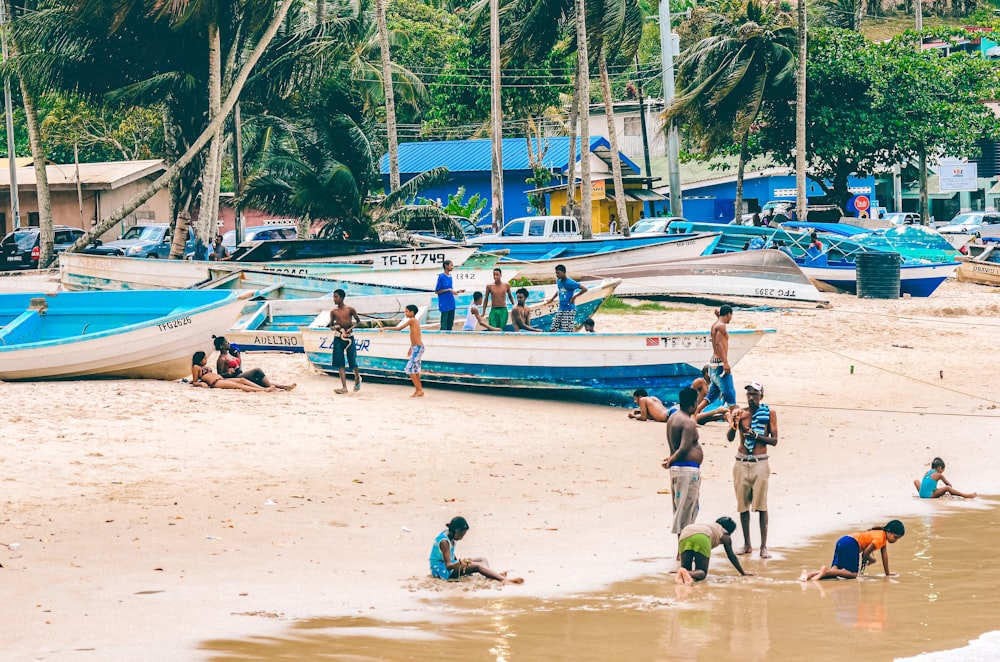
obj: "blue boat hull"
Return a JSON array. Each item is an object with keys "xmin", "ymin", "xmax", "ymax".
[{"xmin": 474, "ymin": 233, "xmax": 706, "ymax": 261}]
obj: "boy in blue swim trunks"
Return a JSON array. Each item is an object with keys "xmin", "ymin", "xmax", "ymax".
[{"xmin": 381, "ymin": 305, "xmax": 425, "ymax": 397}]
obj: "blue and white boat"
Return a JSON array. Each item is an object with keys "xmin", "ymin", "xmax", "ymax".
[
  {"xmin": 302, "ymin": 321, "xmax": 773, "ymax": 406},
  {"xmin": 797, "ymin": 256, "xmax": 958, "ymax": 297},
  {"xmin": 227, "ymin": 279, "xmax": 621, "ymax": 352},
  {"xmin": 0, "ymin": 290, "xmax": 244, "ymax": 380},
  {"xmin": 196, "ymin": 268, "xmax": 427, "ymax": 299}
]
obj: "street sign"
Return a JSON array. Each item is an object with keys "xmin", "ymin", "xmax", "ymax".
[{"xmin": 854, "ymin": 195, "xmax": 870, "ymax": 212}]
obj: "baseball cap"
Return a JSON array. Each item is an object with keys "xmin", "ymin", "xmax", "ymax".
[{"xmin": 745, "ymin": 381, "xmax": 764, "ymax": 393}]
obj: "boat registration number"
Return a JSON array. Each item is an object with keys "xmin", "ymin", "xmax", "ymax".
[
  {"xmin": 380, "ymin": 253, "xmax": 446, "ymax": 267},
  {"xmin": 754, "ymin": 288, "xmax": 798, "ymax": 298},
  {"xmin": 650, "ymin": 335, "xmax": 711, "ymax": 348}
]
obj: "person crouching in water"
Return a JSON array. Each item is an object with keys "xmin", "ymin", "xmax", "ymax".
[
  {"xmin": 800, "ymin": 520, "xmax": 905, "ymax": 581},
  {"xmin": 429, "ymin": 516, "xmax": 523, "ymax": 584},
  {"xmin": 675, "ymin": 516, "xmax": 753, "ymax": 584}
]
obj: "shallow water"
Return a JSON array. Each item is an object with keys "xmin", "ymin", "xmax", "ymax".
[{"xmin": 201, "ymin": 499, "xmax": 999, "ymax": 661}]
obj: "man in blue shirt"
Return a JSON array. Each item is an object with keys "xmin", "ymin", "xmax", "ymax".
[
  {"xmin": 434, "ymin": 260, "xmax": 464, "ymax": 331},
  {"xmin": 544, "ymin": 264, "xmax": 588, "ymax": 332}
]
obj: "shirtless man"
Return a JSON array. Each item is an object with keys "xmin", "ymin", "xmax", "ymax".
[
  {"xmin": 662, "ymin": 387, "xmax": 704, "ymax": 549},
  {"xmin": 727, "ymin": 381, "xmax": 779, "ymax": 558},
  {"xmin": 329, "ymin": 289, "xmax": 362, "ymax": 394},
  {"xmin": 629, "ymin": 388, "xmax": 671, "ymax": 422},
  {"xmin": 483, "ymin": 268, "xmax": 515, "ymax": 330},
  {"xmin": 510, "ymin": 288, "xmax": 541, "ymax": 332},
  {"xmin": 380, "ymin": 304, "xmax": 424, "ymax": 397},
  {"xmin": 707, "ymin": 305, "xmax": 739, "ymax": 422}
]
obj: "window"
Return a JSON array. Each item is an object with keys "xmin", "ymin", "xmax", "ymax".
[
  {"xmin": 28, "ymin": 212, "xmax": 40, "ymax": 227},
  {"xmin": 501, "ymin": 221, "xmax": 525, "ymax": 237},
  {"xmin": 528, "ymin": 220, "xmax": 546, "ymax": 237},
  {"xmin": 624, "ymin": 116, "xmax": 642, "ymax": 137}
]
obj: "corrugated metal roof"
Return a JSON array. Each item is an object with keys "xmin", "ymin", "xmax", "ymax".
[
  {"xmin": 0, "ymin": 160, "xmax": 165, "ymax": 189},
  {"xmin": 380, "ymin": 137, "xmax": 641, "ymax": 176}
]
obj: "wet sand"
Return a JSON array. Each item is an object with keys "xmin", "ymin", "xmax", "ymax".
[
  {"xmin": 2, "ymin": 271, "xmax": 999, "ymax": 659},
  {"xmin": 200, "ymin": 500, "xmax": 1000, "ymax": 661}
]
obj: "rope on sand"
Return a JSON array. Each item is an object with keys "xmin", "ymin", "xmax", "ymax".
[{"xmin": 784, "ymin": 332, "xmax": 1000, "ymax": 408}]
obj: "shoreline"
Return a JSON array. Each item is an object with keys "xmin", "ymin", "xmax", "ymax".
[{"xmin": 2, "ymin": 274, "xmax": 999, "ymax": 659}]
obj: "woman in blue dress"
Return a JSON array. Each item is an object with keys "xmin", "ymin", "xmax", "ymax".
[{"xmin": 429, "ymin": 516, "xmax": 523, "ymax": 583}]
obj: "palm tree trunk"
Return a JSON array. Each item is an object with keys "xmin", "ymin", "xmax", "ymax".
[
  {"xmin": 19, "ymin": 76, "xmax": 54, "ymax": 267},
  {"xmin": 795, "ymin": 0, "xmax": 807, "ymax": 222},
  {"xmin": 489, "ymin": 0, "xmax": 504, "ymax": 229},
  {"xmin": 376, "ymin": 0, "xmax": 400, "ymax": 191},
  {"xmin": 195, "ymin": 21, "xmax": 224, "ymax": 258},
  {"xmin": 576, "ymin": 0, "xmax": 593, "ymax": 239},
  {"xmin": 317, "ymin": 0, "xmax": 326, "ymax": 24},
  {"xmin": 599, "ymin": 48, "xmax": 629, "ymax": 236},
  {"xmin": 67, "ymin": 0, "xmax": 297, "ymax": 254},
  {"xmin": 565, "ymin": 78, "xmax": 580, "ymax": 215},
  {"xmin": 170, "ymin": 211, "xmax": 192, "ymax": 258},
  {"xmin": 735, "ymin": 132, "xmax": 749, "ymax": 223}
]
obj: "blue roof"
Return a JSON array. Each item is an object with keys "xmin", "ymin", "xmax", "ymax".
[{"xmin": 380, "ymin": 136, "xmax": 641, "ymax": 176}]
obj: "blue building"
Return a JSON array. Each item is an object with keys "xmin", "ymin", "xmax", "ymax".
[{"xmin": 379, "ymin": 137, "xmax": 647, "ymax": 228}]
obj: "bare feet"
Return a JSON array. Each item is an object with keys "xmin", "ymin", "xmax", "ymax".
[
  {"xmin": 265, "ymin": 386, "xmax": 276, "ymax": 392},
  {"xmin": 334, "ymin": 388, "xmax": 347, "ymax": 394},
  {"xmin": 736, "ymin": 545, "xmax": 752, "ymax": 556},
  {"xmin": 354, "ymin": 377, "xmax": 362, "ymax": 392},
  {"xmin": 798, "ymin": 569, "xmax": 810, "ymax": 582},
  {"xmin": 675, "ymin": 567, "xmax": 694, "ymax": 585},
  {"xmin": 811, "ymin": 565, "xmax": 828, "ymax": 581},
  {"xmin": 504, "ymin": 577, "xmax": 525, "ymax": 584},
  {"xmin": 283, "ymin": 383, "xmax": 297, "ymax": 391},
  {"xmin": 759, "ymin": 547, "xmax": 771, "ymax": 559},
  {"xmin": 410, "ymin": 391, "xmax": 425, "ymax": 398}
]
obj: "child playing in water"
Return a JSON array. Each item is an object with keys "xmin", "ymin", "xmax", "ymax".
[
  {"xmin": 429, "ymin": 516, "xmax": 523, "ymax": 584},
  {"xmin": 800, "ymin": 520, "xmax": 905, "ymax": 581},
  {"xmin": 675, "ymin": 516, "xmax": 754, "ymax": 584},
  {"xmin": 914, "ymin": 457, "xmax": 976, "ymax": 499}
]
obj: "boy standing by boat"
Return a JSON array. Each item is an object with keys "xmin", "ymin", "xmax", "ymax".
[
  {"xmin": 544, "ymin": 265, "xmax": 588, "ymax": 332},
  {"xmin": 435, "ymin": 260, "xmax": 464, "ymax": 332},
  {"xmin": 329, "ymin": 289, "xmax": 362, "ymax": 394},
  {"xmin": 381, "ymin": 305, "xmax": 425, "ymax": 397},
  {"xmin": 483, "ymin": 268, "xmax": 515, "ymax": 330}
]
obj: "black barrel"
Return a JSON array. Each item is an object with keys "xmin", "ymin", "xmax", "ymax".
[{"xmin": 856, "ymin": 252, "xmax": 901, "ymax": 299}]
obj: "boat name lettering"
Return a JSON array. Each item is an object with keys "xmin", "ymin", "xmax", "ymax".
[
  {"xmin": 263, "ymin": 266, "xmax": 308, "ymax": 275},
  {"xmin": 253, "ymin": 335, "xmax": 299, "ymax": 346},
  {"xmin": 158, "ymin": 317, "xmax": 192, "ymax": 332},
  {"xmin": 654, "ymin": 335, "xmax": 710, "ymax": 348},
  {"xmin": 753, "ymin": 288, "xmax": 798, "ymax": 298},
  {"xmin": 318, "ymin": 336, "xmax": 371, "ymax": 352},
  {"xmin": 381, "ymin": 253, "xmax": 446, "ymax": 267}
]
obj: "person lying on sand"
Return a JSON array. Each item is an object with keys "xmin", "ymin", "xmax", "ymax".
[
  {"xmin": 915, "ymin": 457, "xmax": 976, "ymax": 499},
  {"xmin": 675, "ymin": 516, "xmax": 753, "ymax": 584},
  {"xmin": 629, "ymin": 389, "xmax": 671, "ymax": 422},
  {"xmin": 429, "ymin": 516, "xmax": 523, "ymax": 584},
  {"xmin": 213, "ymin": 336, "xmax": 296, "ymax": 391},
  {"xmin": 191, "ymin": 351, "xmax": 275, "ymax": 392}
]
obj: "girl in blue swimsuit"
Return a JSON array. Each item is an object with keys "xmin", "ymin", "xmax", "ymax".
[{"xmin": 914, "ymin": 457, "xmax": 976, "ymax": 499}]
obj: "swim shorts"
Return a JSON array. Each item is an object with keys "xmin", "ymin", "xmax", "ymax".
[
  {"xmin": 550, "ymin": 310, "xmax": 576, "ymax": 332},
  {"xmin": 678, "ymin": 532, "xmax": 712, "ymax": 559},
  {"xmin": 670, "ymin": 465, "xmax": 701, "ymax": 534},
  {"xmin": 831, "ymin": 535, "xmax": 861, "ymax": 574},
  {"xmin": 332, "ymin": 335, "xmax": 357, "ymax": 370},
  {"xmin": 405, "ymin": 345, "xmax": 425, "ymax": 375},
  {"xmin": 488, "ymin": 307, "xmax": 509, "ymax": 330}
]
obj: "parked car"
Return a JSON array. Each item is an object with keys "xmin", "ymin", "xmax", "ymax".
[
  {"xmin": 883, "ymin": 212, "xmax": 922, "ymax": 226},
  {"xmin": 936, "ymin": 211, "xmax": 1000, "ymax": 236},
  {"xmin": 628, "ymin": 217, "xmax": 690, "ymax": 235},
  {"xmin": 0, "ymin": 225, "xmax": 86, "ymax": 270},
  {"xmin": 89, "ymin": 223, "xmax": 196, "ymax": 258},
  {"xmin": 221, "ymin": 224, "xmax": 298, "ymax": 250}
]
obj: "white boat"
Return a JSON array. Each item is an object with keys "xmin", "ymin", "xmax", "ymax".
[
  {"xmin": 59, "ymin": 252, "xmax": 505, "ymax": 291},
  {"xmin": 302, "ymin": 321, "xmax": 772, "ymax": 406},
  {"xmin": 592, "ymin": 250, "xmax": 828, "ymax": 303},
  {"xmin": 503, "ymin": 233, "xmax": 720, "ymax": 281},
  {"xmin": 956, "ymin": 244, "xmax": 1000, "ymax": 287},
  {"xmin": 226, "ymin": 279, "xmax": 621, "ymax": 351},
  {"xmin": 0, "ymin": 290, "xmax": 245, "ymax": 380}
]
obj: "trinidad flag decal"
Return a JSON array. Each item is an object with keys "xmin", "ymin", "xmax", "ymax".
[{"xmin": 646, "ymin": 337, "xmax": 659, "ymax": 347}]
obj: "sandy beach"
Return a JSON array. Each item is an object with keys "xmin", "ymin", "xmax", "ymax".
[{"xmin": 2, "ymin": 270, "xmax": 998, "ymax": 660}]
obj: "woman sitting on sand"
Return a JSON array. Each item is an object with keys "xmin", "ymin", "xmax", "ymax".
[
  {"xmin": 800, "ymin": 520, "xmax": 905, "ymax": 581},
  {"xmin": 213, "ymin": 336, "xmax": 295, "ymax": 391},
  {"xmin": 429, "ymin": 516, "xmax": 523, "ymax": 584},
  {"xmin": 191, "ymin": 351, "xmax": 275, "ymax": 392}
]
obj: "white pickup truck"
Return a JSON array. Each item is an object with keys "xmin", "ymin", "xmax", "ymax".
[{"xmin": 468, "ymin": 216, "xmax": 585, "ymax": 243}]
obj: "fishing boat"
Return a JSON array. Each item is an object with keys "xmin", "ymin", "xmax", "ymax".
[
  {"xmin": 496, "ymin": 233, "xmax": 721, "ymax": 281},
  {"xmin": 226, "ymin": 279, "xmax": 621, "ymax": 351},
  {"xmin": 302, "ymin": 322, "xmax": 773, "ymax": 406},
  {"xmin": 956, "ymin": 244, "xmax": 1000, "ymax": 286},
  {"xmin": 59, "ymin": 252, "xmax": 503, "ymax": 292},
  {"xmin": 196, "ymin": 269, "xmax": 425, "ymax": 299},
  {"xmin": 783, "ymin": 222, "xmax": 961, "ymax": 264},
  {"xmin": 228, "ymin": 239, "xmax": 480, "ymax": 268},
  {"xmin": 0, "ymin": 290, "xmax": 244, "ymax": 380},
  {"xmin": 590, "ymin": 250, "xmax": 827, "ymax": 303},
  {"xmin": 667, "ymin": 220, "xmax": 871, "ymax": 262},
  {"xmin": 796, "ymin": 256, "xmax": 959, "ymax": 297}
]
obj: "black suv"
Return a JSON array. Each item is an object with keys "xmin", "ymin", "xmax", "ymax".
[{"xmin": 0, "ymin": 225, "xmax": 86, "ymax": 270}]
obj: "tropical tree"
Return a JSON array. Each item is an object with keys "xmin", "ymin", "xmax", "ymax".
[{"xmin": 665, "ymin": 0, "xmax": 796, "ymax": 221}]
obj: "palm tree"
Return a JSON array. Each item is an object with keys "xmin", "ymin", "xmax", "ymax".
[{"xmin": 665, "ymin": 0, "xmax": 796, "ymax": 221}]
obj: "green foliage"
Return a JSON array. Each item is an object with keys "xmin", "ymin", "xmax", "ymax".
[
  {"xmin": 40, "ymin": 95, "xmax": 164, "ymax": 163},
  {"xmin": 418, "ymin": 186, "xmax": 487, "ymax": 223},
  {"xmin": 525, "ymin": 164, "xmax": 554, "ymax": 214},
  {"xmin": 599, "ymin": 295, "xmax": 688, "ymax": 313}
]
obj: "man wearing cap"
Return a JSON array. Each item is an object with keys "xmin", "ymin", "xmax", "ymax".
[{"xmin": 727, "ymin": 381, "xmax": 779, "ymax": 559}]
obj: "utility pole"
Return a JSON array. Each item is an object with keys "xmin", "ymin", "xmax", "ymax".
[
  {"xmin": 635, "ymin": 54, "xmax": 653, "ymax": 217},
  {"xmin": 658, "ymin": 0, "xmax": 682, "ymax": 217},
  {"xmin": 233, "ymin": 102, "xmax": 245, "ymax": 243},
  {"xmin": 0, "ymin": 0, "xmax": 19, "ymax": 229},
  {"xmin": 915, "ymin": 0, "xmax": 923, "ymax": 31},
  {"xmin": 489, "ymin": 0, "xmax": 504, "ymax": 230}
]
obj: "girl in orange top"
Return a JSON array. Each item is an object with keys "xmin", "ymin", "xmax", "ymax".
[{"xmin": 800, "ymin": 520, "xmax": 905, "ymax": 581}]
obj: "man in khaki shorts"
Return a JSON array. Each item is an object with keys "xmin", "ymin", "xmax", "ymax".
[{"xmin": 727, "ymin": 381, "xmax": 779, "ymax": 559}]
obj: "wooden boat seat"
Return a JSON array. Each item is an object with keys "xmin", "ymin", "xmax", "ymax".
[
  {"xmin": 536, "ymin": 247, "xmax": 568, "ymax": 261},
  {"xmin": 0, "ymin": 309, "xmax": 41, "ymax": 345}
]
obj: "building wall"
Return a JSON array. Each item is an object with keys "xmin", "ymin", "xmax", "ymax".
[{"xmin": 587, "ymin": 104, "xmax": 666, "ymax": 168}]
